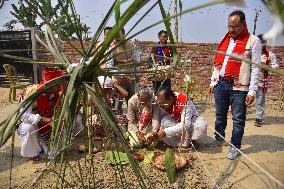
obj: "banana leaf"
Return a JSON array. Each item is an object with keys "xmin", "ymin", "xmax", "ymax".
[
  {"xmin": 108, "ymin": 151, "xmax": 130, "ymax": 165},
  {"xmin": 142, "ymin": 151, "xmax": 155, "ymax": 165},
  {"xmin": 164, "ymin": 148, "xmax": 176, "ymax": 184}
]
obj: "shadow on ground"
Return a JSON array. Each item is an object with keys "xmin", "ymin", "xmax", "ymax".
[
  {"xmin": 246, "ymin": 116, "xmax": 284, "ymax": 126},
  {"xmin": 0, "ymin": 146, "xmax": 26, "ymax": 173},
  {"xmin": 263, "ymin": 116, "xmax": 284, "ymax": 126},
  {"xmin": 242, "ymin": 135, "xmax": 284, "ymax": 154},
  {"xmin": 225, "ymin": 160, "xmax": 283, "ymax": 189}
]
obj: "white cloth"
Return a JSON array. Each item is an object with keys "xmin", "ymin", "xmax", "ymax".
[
  {"xmin": 18, "ymin": 106, "xmax": 42, "ymax": 157},
  {"xmin": 18, "ymin": 123, "xmax": 42, "ymax": 157},
  {"xmin": 20, "ymin": 106, "xmax": 41, "ymax": 125},
  {"xmin": 98, "ymin": 76, "xmax": 113, "ymax": 88},
  {"xmin": 18, "ymin": 106, "xmax": 83, "ymax": 159},
  {"xmin": 191, "ymin": 116, "xmax": 208, "ymax": 140},
  {"xmin": 248, "ymin": 38, "xmax": 262, "ymax": 96},
  {"xmin": 160, "ymin": 101, "xmax": 208, "ymax": 147},
  {"xmin": 259, "ymin": 51, "xmax": 278, "ymax": 72}
]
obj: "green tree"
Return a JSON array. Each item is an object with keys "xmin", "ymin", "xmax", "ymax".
[
  {"xmin": 10, "ymin": 0, "xmax": 90, "ymax": 40},
  {"xmin": 3, "ymin": 19, "xmax": 19, "ymax": 30},
  {"xmin": 1, "ymin": 0, "xmax": 283, "ymax": 188}
]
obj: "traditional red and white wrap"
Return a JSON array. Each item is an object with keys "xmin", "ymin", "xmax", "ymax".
[{"xmin": 210, "ymin": 24, "xmax": 262, "ymax": 96}]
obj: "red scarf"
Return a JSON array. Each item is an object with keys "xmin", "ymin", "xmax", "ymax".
[
  {"xmin": 214, "ymin": 25, "xmax": 250, "ymax": 80},
  {"xmin": 165, "ymin": 92, "xmax": 187, "ymax": 122},
  {"xmin": 139, "ymin": 109, "xmax": 152, "ymax": 132}
]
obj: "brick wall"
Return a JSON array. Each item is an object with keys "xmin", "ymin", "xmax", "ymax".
[{"xmin": 38, "ymin": 41, "xmax": 284, "ymax": 100}]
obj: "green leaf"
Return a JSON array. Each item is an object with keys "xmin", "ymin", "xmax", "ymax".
[
  {"xmin": 69, "ymin": 1, "xmax": 87, "ymax": 53},
  {"xmin": 158, "ymin": 1, "xmax": 176, "ymax": 50},
  {"xmin": 0, "ymin": 52, "xmax": 65, "ymax": 66},
  {"xmin": 115, "ymin": 0, "xmax": 121, "ymax": 24},
  {"xmin": 142, "ymin": 151, "xmax": 155, "ymax": 165},
  {"xmin": 84, "ymin": 83, "xmax": 149, "ymax": 187},
  {"xmin": 85, "ymin": 0, "xmax": 117, "ymax": 58},
  {"xmin": 108, "ymin": 151, "xmax": 130, "ymax": 165},
  {"xmin": 125, "ymin": 1, "xmax": 159, "ymax": 37},
  {"xmin": 23, "ymin": 0, "xmax": 85, "ymax": 57},
  {"xmin": 165, "ymin": 149, "xmax": 176, "ymax": 184},
  {"xmin": 125, "ymin": 0, "xmax": 230, "ymax": 43},
  {"xmin": 86, "ymin": 0, "xmax": 149, "ymax": 75}
]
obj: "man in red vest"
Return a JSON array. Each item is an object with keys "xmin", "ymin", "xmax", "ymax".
[
  {"xmin": 37, "ymin": 69, "xmax": 64, "ymax": 146},
  {"xmin": 208, "ymin": 10, "xmax": 261, "ymax": 160},
  {"xmin": 151, "ymin": 88, "xmax": 207, "ymax": 148}
]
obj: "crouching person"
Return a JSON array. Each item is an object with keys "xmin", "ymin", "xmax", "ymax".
[
  {"xmin": 127, "ymin": 88, "xmax": 165, "ymax": 148},
  {"xmin": 150, "ymin": 88, "xmax": 207, "ymax": 148},
  {"xmin": 18, "ymin": 68, "xmax": 82, "ymax": 160},
  {"xmin": 18, "ymin": 85, "xmax": 51, "ymax": 160}
]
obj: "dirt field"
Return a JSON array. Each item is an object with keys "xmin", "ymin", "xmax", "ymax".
[{"xmin": 0, "ymin": 87, "xmax": 283, "ymax": 189}]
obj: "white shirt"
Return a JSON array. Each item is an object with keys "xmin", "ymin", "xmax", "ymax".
[
  {"xmin": 270, "ymin": 53, "xmax": 278, "ymax": 68},
  {"xmin": 20, "ymin": 106, "xmax": 41, "ymax": 126},
  {"xmin": 163, "ymin": 100, "xmax": 198, "ymax": 138},
  {"xmin": 248, "ymin": 38, "xmax": 262, "ymax": 96}
]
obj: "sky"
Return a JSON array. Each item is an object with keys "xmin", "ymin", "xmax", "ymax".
[{"xmin": 0, "ymin": 0, "xmax": 283, "ymax": 45}]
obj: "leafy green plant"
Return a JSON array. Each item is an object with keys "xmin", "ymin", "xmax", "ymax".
[
  {"xmin": 10, "ymin": 0, "xmax": 38, "ymax": 29},
  {"xmin": 2, "ymin": 20, "xmax": 19, "ymax": 30},
  {"xmin": 164, "ymin": 149, "xmax": 176, "ymax": 183},
  {"xmin": 10, "ymin": 0, "xmax": 90, "ymax": 39},
  {"xmin": 0, "ymin": 0, "xmax": 283, "ymax": 188}
]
